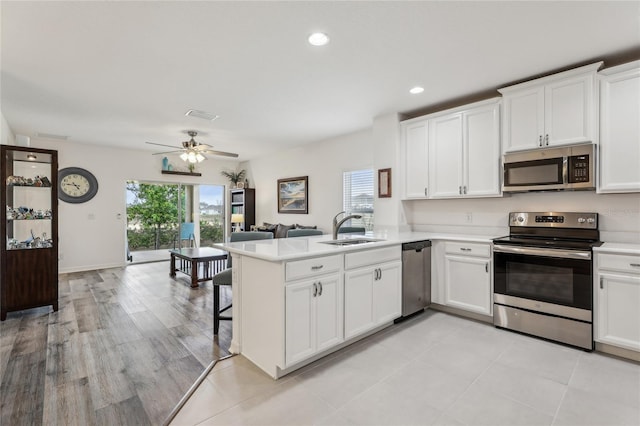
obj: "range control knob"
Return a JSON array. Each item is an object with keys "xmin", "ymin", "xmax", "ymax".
[
  {"xmin": 517, "ymin": 216, "xmax": 524, "ymax": 223},
  {"xmin": 578, "ymin": 217, "xmax": 586, "ymax": 223},
  {"xmin": 587, "ymin": 218, "xmax": 596, "ymax": 223}
]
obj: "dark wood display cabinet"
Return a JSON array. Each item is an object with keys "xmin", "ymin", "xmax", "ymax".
[
  {"xmin": 230, "ymin": 188, "xmax": 255, "ymax": 232},
  {"xmin": 1, "ymin": 145, "xmax": 58, "ymax": 320}
]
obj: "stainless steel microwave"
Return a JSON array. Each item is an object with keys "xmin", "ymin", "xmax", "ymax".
[{"xmin": 503, "ymin": 143, "xmax": 596, "ymax": 193}]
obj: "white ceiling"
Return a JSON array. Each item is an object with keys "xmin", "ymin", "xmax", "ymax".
[{"xmin": 1, "ymin": 1, "xmax": 639, "ymax": 161}]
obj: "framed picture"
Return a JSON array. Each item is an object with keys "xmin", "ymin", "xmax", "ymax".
[
  {"xmin": 378, "ymin": 168, "xmax": 392, "ymax": 198},
  {"xmin": 278, "ymin": 176, "xmax": 308, "ymax": 214}
]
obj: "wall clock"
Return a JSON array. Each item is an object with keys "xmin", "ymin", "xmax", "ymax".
[{"xmin": 58, "ymin": 167, "xmax": 99, "ymax": 203}]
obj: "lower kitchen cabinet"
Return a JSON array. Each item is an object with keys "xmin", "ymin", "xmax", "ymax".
[
  {"xmin": 285, "ymin": 273, "xmax": 343, "ymax": 366},
  {"xmin": 594, "ymin": 251, "xmax": 640, "ymax": 352},
  {"xmin": 344, "ymin": 246, "xmax": 402, "ymax": 340},
  {"xmin": 440, "ymin": 241, "xmax": 492, "ymax": 316}
]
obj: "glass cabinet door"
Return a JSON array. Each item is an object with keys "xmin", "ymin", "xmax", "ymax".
[{"xmin": 5, "ymin": 150, "xmax": 54, "ymax": 250}]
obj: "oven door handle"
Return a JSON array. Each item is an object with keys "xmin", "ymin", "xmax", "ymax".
[{"xmin": 493, "ymin": 244, "xmax": 592, "ymax": 260}]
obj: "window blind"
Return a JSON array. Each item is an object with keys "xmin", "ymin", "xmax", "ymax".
[{"xmin": 342, "ymin": 169, "xmax": 374, "ymax": 230}]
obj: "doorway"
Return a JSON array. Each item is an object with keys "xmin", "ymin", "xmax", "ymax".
[{"xmin": 125, "ymin": 181, "xmax": 225, "ymax": 264}]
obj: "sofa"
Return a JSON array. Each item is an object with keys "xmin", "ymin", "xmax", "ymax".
[{"xmin": 251, "ymin": 222, "xmax": 319, "ymax": 238}]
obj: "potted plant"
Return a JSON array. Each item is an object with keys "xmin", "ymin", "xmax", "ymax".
[{"xmin": 221, "ymin": 169, "xmax": 246, "ymax": 188}]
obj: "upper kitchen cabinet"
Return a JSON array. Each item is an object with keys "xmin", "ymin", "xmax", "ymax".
[
  {"xmin": 428, "ymin": 98, "xmax": 502, "ymax": 198},
  {"xmin": 400, "ymin": 118, "xmax": 429, "ymax": 199},
  {"xmin": 598, "ymin": 61, "xmax": 640, "ymax": 193},
  {"xmin": 499, "ymin": 62, "xmax": 602, "ymax": 153}
]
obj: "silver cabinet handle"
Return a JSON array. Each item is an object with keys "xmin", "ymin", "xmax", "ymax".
[
  {"xmin": 318, "ymin": 281, "xmax": 323, "ymax": 296},
  {"xmin": 539, "ymin": 135, "xmax": 543, "ymax": 147},
  {"xmin": 424, "ymin": 187, "xmax": 428, "ymax": 196},
  {"xmin": 311, "ymin": 265, "xmax": 324, "ymax": 271},
  {"xmin": 600, "ymin": 277, "xmax": 604, "ymax": 289},
  {"xmin": 313, "ymin": 282, "xmax": 318, "ymax": 297},
  {"xmin": 374, "ymin": 269, "xmax": 378, "ymax": 280},
  {"xmin": 460, "ymin": 247, "xmax": 472, "ymax": 252},
  {"xmin": 463, "ymin": 186, "xmax": 467, "ymax": 195},
  {"xmin": 378, "ymin": 268, "xmax": 382, "ymax": 280},
  {"xmin": 459, "ymin": 186, "xmax": 462, "ymax": 195},
  {"xmin": 485, "ymin": 263, "xmax": 489, "ymax": 273},
  {"xmin": 630, "ymin": 263, "xmax": 640, "ymax": 267},
  {"xmin": 545, "ymin": 134, "xmax": 549, "ymax": 146}
]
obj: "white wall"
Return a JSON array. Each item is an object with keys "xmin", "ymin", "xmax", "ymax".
[
  {"xmin": 9, "ymin": 137, "xmax": 239, "ymax": 273},
  {"xmin": 1, "ymin": 112, "xmax": 15, "ymax": 145},
  {"xmin": 242, "ymin": 129, "xmax": 372, "ymax": 232},
  {"xmin": 405, "ymin": 191, "xmax": 640, "ymax": 243}
]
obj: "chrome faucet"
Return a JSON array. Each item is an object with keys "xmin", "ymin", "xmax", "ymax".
[{"xmin": 332, "ymin": 211, "xmax": 363, "ymax": 240}]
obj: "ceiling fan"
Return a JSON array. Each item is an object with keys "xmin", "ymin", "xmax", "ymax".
[{"xmin": 146, "ymin": 131, "xmax": 239, "ymax": 163}]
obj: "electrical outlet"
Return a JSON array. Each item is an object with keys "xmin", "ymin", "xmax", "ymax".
[{"xmin": 466, "ymin": 212, "xmax": 473, "ymax": 223}]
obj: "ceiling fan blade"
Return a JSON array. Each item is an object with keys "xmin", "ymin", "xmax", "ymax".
[
  {"xmin": 201, "ymin": 149, "xmax": 239, "ymax": 158},
  {"xmin": 146, "ymin": 141, "xmax": 182, "ymax": 149},
  {"xmin": 151, "ymin": 150, "xmax": 184, "ymax": 155},
  {"xmin": 193, "ymin": 144, "xmax": 213, "ymax": 151}
]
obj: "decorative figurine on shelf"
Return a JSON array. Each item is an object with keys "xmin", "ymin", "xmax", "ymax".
[{"xmin": 162, "ymin": 157, "xmax": 169, "ymax": 171}]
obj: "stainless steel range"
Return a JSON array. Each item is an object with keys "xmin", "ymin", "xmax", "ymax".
[{"xmin": 493, "ymin": 212, "xmax": 602, "ymax": 350}]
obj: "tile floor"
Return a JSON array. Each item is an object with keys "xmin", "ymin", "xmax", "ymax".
[{"xmin": 170, "ymin": 310, "xmax": 640, "ymax": 426}]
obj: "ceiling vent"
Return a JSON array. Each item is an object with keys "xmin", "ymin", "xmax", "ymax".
[
  {"xmin": 185, "ymin": 109, "xmax": 219, "ymax": 121},
  {"xmin": 36, "ymin": 132, "xmax": 68, "ymax": 140}
]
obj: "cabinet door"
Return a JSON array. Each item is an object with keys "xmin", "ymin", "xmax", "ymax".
[
  {"xmin": 344, "ymin": 268, "xmax": 375, "ymax": 339},
  {"xmin": 373, "ymin": 261, "xmax": 402, "ymax": 324},
  {"xmin": 545, "ymin": 73, "xmax": 595, "ymax": 146},
  {"xmin": 315, "ymin": 275, "xmax": 344, "ymax": 353},
  {"xmin": 429, "ymin": 113, "xmax": 463, "ymax": 198},
  {"xmin": 502, "ymin": 87, "xmax": 544, "ymax": 152},
  {"xmin": 285, "ymin": 280, "xmax": 316, "ymax": 365},
  {"xmin": 599, "ymin": 66, "xmax": 640, "ymax": 193},
  {"xmin": 444, "ymin": 255, "xmax": 492, "ymax": 316},
  {"xmin": 403, "ymin": 120, "xmax": 429, "ymax": 199},
  {"xmin": 464, "ymin": 102, "xmax": 501, "ymax": 197},
  {"xmin": 596, "ymin": 272, "xmax": 640, "ymax": 352}
]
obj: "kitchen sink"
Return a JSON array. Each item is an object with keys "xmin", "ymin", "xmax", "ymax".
[{"xmin": 319, "ymin": 238, "xmax": 382, "ymax": 246}]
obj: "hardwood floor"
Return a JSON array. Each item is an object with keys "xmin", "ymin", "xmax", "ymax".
[{"xmin": 0, "ymin": 261, "xmax": 231, "ymax": 425}]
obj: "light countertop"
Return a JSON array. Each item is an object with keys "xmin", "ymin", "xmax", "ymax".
[
  {"xmin": 594, "ymin": 242, "xmax": 640, "ymax": 256},
  {"xmin": 214, "ymin": 231, "xmax": 501, "ymax": 262}
]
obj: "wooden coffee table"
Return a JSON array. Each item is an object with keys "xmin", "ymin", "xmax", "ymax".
[{"xmin": 169, "ymin": 247, "xmax": 228, "ymax": 288}]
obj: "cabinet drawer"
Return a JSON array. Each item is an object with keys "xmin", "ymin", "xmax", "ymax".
[
  {"xmin": 598, "ymin": 253, "xmax": 640, "ymax": 275},
  {"xmin": 345, "ymin": 246, "xmax": 401, "ymax": 270},
  {"xmin": 445, "ymin": 242, "xmax": 490, "ymax": 258},
  {"xmin": 286, "ymin": 255, "xmax": 343, "ymax": 282}
]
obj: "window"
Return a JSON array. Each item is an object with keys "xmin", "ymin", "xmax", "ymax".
[{"xmin": 342, "ymin": 169, "xmax": 374, "ymax": 230}]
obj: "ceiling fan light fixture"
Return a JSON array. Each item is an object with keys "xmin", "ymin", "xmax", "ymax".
[
  {"xmin": 180, "ymin": 152, "xmax": 189, "ymax": 161},
  {"xmin": 187, "ymin": 151, "xmax": 197, "ymax": 163},
  {"xmin": 196, "ymin": 153, "xmax": 205, "ymax": 163}
]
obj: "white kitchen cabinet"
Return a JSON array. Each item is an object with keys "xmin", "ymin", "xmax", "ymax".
[
  {"xmin": 499, "ymin": 62, "xmax": 602, "ymax": 152},
  {"xmin": 285, "ymin": 273, "xmax": 343, "ymax": 366},
  {"xmin": 598, "ymin": 61, "xmax": 640, "ymax": 193},
  {"xmin": 401, "ymin": 118, "xmax": 429, "ymax": 199},
  {"xmin": 428, "ymin": 99, "xmax": 501, "ymax": 198},
  {"xmin": 443, "ymin": 242, "xmax": 492, "ymax": 316},
  {"xmin": 344, "ymin": 247, "xmax": 402, "ymax": 339},
  {"xmin": 594, "ymin": 251, "xmax": 640, "ymax": 352}
]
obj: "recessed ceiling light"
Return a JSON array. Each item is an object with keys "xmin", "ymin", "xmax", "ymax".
[
  {"xmin": 409, "ymin": 86, "xmax": 425, "ymax": 94},
  {"xmin": 308, "ymin": 32, "xmax": 330, "ymax": 46},
  {"xmin": 185, "ymin": 109, "xmax": 220, "ymax": 121}
]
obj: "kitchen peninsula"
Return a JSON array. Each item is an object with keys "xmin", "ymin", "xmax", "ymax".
[{"xmin": 216, "ymin": 231, "xmax": 497, "ymax": 378}]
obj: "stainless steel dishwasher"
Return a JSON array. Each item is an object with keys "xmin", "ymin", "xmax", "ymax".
[{"xmin": 400, "ymin": 240, "xmax": 432, "ymax": 318}]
